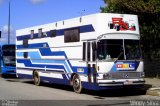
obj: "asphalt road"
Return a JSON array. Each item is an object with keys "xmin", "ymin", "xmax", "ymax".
[{"xmin": 0, "ymin": 77, "xmax": 160, "ymax": 106}]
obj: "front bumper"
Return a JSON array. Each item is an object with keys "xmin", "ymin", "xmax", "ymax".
[
  {"xmin": 1, "ymin": 67, "xmax": 16, "ymax": 75},
  {"xmin": 97, "ymin": 79, "xmax": 145, "ymax": 86}
]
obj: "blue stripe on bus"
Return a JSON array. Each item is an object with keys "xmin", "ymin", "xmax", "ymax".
[
  {"xmin": 17, "ymin": 74, "xmax": 33, "ymax": 79},
  {"xmin": 1, "ymin": 66, "xmax": 16, "ymax": 74},
  {"xmin": 17, "ymin": 45, "xmax": 93, "ymax": 75},
  {"xmin": 39, "ymin": 48, "xmax": 75, "ymax": 74},
  {"xmin": 17, "ymin": 24, "xmax": 95, "ymax": 41},
  {"xmin": 18, "ymin": 73, "xmax": 141, "ymax": 91},
  {"xmin": 30, "ymin": 51, "xmax": 73, "ymax": 74},
  {"xmin": 17, "ymin": 59, "xmax": 65, "ymax": 69},
  {"xmin": 16, "ymin": 52, "xmax": 23, "ymax": 57},
  {"xmin": 80, "ymin": 24, "xmax": 95, "ymax": 33},
  {"xmin": 17, "ymin": 73, "xmax": 112, "ymax": 90},
  {"xmin": 17, "ymin": 59, "xmax": 92, "ymax": 77},
  {"xmin": 39, "ymin": 48, "xmax": 67, "ymax": 58},
  {"xmin": 18, "ymin": 73, "xmax": 70, "ymax": 85},
  {"xmin": 17, "ymin": 67, "xmax": 65, "ymax": 73},
  {"xmin": 17, "ymin": 42, "xmax": 49, "ymax": 49},
  {"xmin": 16, "ymin": 42, "xmax": 94, "ymax": 76}
]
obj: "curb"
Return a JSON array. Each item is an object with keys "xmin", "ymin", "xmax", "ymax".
[{"xmin": 146, "ymin": 87, "xmax": 160, "ymax": 96}]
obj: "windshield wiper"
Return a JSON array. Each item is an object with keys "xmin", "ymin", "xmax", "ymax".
[{"xmin": 114, "ymin": 52, "xmax": 123, "ymax": 62}]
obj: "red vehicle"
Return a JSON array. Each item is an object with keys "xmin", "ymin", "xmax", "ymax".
[{"xmin": 108, "ymin": 18, "xmax": 136, "ymax": 31}]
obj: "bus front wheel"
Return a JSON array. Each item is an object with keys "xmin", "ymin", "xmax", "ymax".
[
  {"xmin": 33, "ymin": 71, "xmax": 41, "ymax": 86},
  {"xmin": 72, "ymin": 74, "xmax": 82, "ymax": 93}
]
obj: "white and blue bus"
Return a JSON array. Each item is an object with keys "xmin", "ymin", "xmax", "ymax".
[
  {"xmin": 1, "ymin": 44, "xmax": 16, "ymax": 76},
  {"xmin": 16, "ymin": 13, "xmax": 145, "ymax": 93}
]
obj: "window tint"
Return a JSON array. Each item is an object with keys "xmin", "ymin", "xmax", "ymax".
[
  {"xmin": 50, "ymin": 30, "xmax": 56, "ymax": 37},
  {"xmin": 97, "ymin": 40, "xmax": 123, "ymax": 60},
  {"xmin": 31, "ymin": 30, "xmax": 34, "ymax": 39},
  {"xmin": 24, "ymin": 52, "xmax": 28, "ymax": 58},
  {"xmin": 87, "ymin": 42, "xmax": 90, "ymax": 61},
  {"xmin": 38, "ymin": 28, "xmax": 42, "ymax": 38},
  {"xmin": 92, "ymin": 42, "xmax": 97, "ymax": 61},
  {"xmin": 82, "ymin": 42, "xmax": 86, "ymax": 61},
  {"xmin": 125, "ymin": 40, "xmax": 142, "ymax": 60},
  {"xmin": 64, "ymin": 28, "xmax": 80, "ymax": 43},
  {"xmin": 23, "ymin": 39, "xmax": 28, "ymax": 48},
  {"xmin": 2, "ymin": 45, "xmax": 15, "ymax": 56}
]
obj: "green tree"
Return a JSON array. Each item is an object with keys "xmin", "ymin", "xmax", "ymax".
[
  {"xmin": 101, "ymin": 0, "xmax": 160, "ymax": 55},
  {"xmin": 101, "ymin": 0, "xmax": 160, "ymax": 77}
]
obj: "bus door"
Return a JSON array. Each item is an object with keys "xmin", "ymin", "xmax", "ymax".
[{"xmin": 83, "ymin": 41, "xmax": 97, "ymax": 83}]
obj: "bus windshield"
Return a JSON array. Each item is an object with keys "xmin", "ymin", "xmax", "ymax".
[
  {"xmin": 97, "ymin": 39, "xmax": 142, "ymax": 60},
  {"xmin": 125, "ymin": 40, "xmax": 142, "ymax": 60},
  {"xmin": 2, "ymin": 45, "xmax": 16, "ymax": 66}
]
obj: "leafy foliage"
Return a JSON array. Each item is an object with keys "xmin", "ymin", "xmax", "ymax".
[
  {"xmin": 101, "ymin": 0, "xmax": 160, "ymax": 14},
  {"xmin": 101, "ymin": 0, "xmax": 160, "ymax": 57},
  {"xmin": 101, "ymin": 0, "xmax": 160, "ymax": 77}
]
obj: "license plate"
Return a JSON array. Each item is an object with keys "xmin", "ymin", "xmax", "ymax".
[{"xmin": 124, "ymin": 81, "xmax": 133, "ymax": 85}]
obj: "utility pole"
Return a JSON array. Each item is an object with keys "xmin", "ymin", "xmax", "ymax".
[{"xmin": 8, "ymin": 0, "xmax": 11, "ymax": 44}]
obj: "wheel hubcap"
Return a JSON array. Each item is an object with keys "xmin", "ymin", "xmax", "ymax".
[
  {"xmin": 34, "ymin": 73, "xmax": 39, "ymax": 84},
  {"xmin": 73, "ymin": 77, "xmax": 81, "ymax": 91},
  {"xmin": 74, "ymin": 78, "xmax": 80, "ymax": 88}
]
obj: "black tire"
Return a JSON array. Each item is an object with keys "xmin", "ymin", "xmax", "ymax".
[
  {"xmin": 33, "ymin": 71, "xmax": 41, "ymax": 86},
  {"xmin": 72, "ymin": 74, "xmax": 82, "ymax": 93},
  {"xmin": 1, "ymin": 74, "xmax": 5, "ymax": 78}
]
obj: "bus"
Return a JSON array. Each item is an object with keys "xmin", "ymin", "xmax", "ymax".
[
  {"xmin": 1, "ymin": 44, "xmax": 16, "ymax": 76},
  {"xmin": 16, "ymin": 13, "xmax": 145, "ymax": 93}
]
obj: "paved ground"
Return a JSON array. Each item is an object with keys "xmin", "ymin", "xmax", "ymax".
[
  {"xmin": 0, "ymin": 77, "xmax": 160, "ymax": 100},
  {"xmin": 145, "ymin": 78, "xmax": 160, "ymax": 87},
  {"xmin": 145, "ymin": 78, "xmax": 160, "ymax": 96},
  {"xmin": 0, "ymin": 77, "xmax": 160, "ymax": 106}
]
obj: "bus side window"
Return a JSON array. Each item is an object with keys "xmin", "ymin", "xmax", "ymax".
[
  {"xmin": 50, "ymin": 30, "xmax": 56, "ymax": 37},
  {"xmin": 24, "ymin": 52, "xmax": 28, "ymax": 58},
  {"xmin": 92, "ymin": 42, "xmax": 97, "ymax": 61},
  {"xmin": 82, "ymin": 42, "xmax": 86, "ymax": 61},
  {"xmin": 87, "ymin": 42, "xmax": 90, "ymax": 61},
  {"xmin": 38, "ymin": 28, "xmax": 42, "ymax": 38},
  {"xmin": 23, "ymin": 39, "xmax": 28, "ymax": 48},
  {"xmin": 31, "ymin": 30, "xmax": 34, "ymax": 39},
  {"xmin": 64, "ymin": 28, "xmax": 80, "ymax": 43}
]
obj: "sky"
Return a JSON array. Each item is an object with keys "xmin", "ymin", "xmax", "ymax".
[{"xmin": 0, "ymin": 0, "xmax": 105, "ymax": 44}]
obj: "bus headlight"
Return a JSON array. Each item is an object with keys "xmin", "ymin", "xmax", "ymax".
[
  {"xmin": 103, "ymin": 73, "xmax": 111, "ymax": 79},
  {"xmin": 140, "ymin": 72, "xmax": 145, "ymax": 78},
  {"xmin": 4, "ymin": 57, "xmax": 10, "ymax": 63}
]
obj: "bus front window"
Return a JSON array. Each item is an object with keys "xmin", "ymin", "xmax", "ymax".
[
  {"xmin": 2, "ymin": 45, "xmax": 16, "ymax": 66},
  {"xmin": 97, "ymin": 39, "xmax": 142, "ymax": 61},
  {"xmin": 125, "ymin": 40, "xmax": 142, "ymax": 60},
  {"xmin": 97, "ymin": 40, "xmax": 124, "ymax": 60}
]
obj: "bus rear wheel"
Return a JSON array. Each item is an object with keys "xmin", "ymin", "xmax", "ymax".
[
  {"xmin": 33, "ymin": 71, "xmax": 40, "ymax": 86},
  {"xmin": 72, "ymin": 74, "xmax": 82, "ymax": 93}
]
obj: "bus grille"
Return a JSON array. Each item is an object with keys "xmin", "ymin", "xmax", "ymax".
[{"xmin": 110, "ymin": 72, "xmax": 142, "ymax": 79}]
